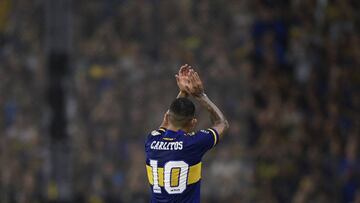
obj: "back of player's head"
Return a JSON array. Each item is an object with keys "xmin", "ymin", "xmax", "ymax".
[{"xmin": 169, "ymin": 98, "xmax": 195, "ymax": 127}]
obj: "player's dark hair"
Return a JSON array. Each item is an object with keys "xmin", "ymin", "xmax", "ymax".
[{"xmin": 169, "ymin": 98, "xmax": 195, "ymax": 127}]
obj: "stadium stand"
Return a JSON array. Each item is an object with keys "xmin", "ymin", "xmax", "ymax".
[{"xmin": 0, "ymin": 0, "xmax": 359, "ymax": 202}]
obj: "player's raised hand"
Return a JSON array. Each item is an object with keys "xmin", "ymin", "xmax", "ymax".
[
  {"xmin": 179, "ymin": 64, "xmax": 190, "ymax": 76},
  {"xmin": 175, "ymin": 64, "xmax": 191, "ymax": 93},
  {"xmin": 187, "ymin": 69, "xmax": 204, "ymax": 96}
]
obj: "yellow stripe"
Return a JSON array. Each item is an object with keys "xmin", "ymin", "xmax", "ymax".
[
  {"xmin": 146, "ymin": 162, "xmax": 202, "ymax": 186},
  {"xmin": 159, "ymin": 168, "xmax": 164, "ymax": 186},
  {"xmin": 171, "ymin": 168, "xmax": 180, "ymax": 187},
  {"xmin": 146, "ymin": 165, "xmax": 153, "ymax": 183},
  {"xmin": 163, "ymin": 137, "xmax": 175, "ymax": 141},
  {"xmin": 188, "ymin": 162, "xmax": 202, "ymax": 184},
  {"xmin": 208, "ymin": 128, "xmax": 217, "ymax": 147},
  {"xmin": 158, "ymin": 128, "xmax": 166, "ymax": 132}
]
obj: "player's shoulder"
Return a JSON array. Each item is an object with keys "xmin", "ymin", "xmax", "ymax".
[
  {"xmin": 195, "ymin": 128, "xmax": 218, "ymax": 137},
  {"xmin": 187, "ymin": 128, "xmax": 219, "ymax": 147},
  {"xmin": 185, "ymin": 128, "xmax": 218, "ymax": 140}
]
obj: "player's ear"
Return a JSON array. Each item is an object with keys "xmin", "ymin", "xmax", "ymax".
[
  {"xmin": 191, "ymin": 118, "xmax": 197, "ymax": 127},
  {"xmin": 161, "ymin": 111, "xmax": 170, "ymax": 128},
  {"xmin": 165, "ymin": 112, "xmax": 170, "ymax": 122}
]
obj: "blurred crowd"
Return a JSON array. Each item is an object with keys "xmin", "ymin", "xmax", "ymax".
[{"xmin": 1, "ymin": 0, "xmax": 359, "ymax": 203}]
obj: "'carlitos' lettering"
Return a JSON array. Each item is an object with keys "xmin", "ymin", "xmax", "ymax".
[{"xmin": 150, "ymin": 141, "xmax": 183, "ymax": 151}]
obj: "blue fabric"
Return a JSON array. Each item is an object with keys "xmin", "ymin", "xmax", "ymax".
[{"xmin": 145, "ymin": 128, "xmax": 219, "ymax": 203}]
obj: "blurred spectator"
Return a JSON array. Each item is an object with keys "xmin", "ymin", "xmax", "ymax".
[{"xmin": 0, "ymin": 0, "xmax": 359, "ymax": 202}]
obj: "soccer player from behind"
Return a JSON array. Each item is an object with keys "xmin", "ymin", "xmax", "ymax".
[{"xmin": 145, "ymin": 64, "xmax": 229, "ymax": 203}]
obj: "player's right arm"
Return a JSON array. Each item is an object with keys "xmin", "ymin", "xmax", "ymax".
[{"xmin": 187, "ymin": 70, "xmax": 229, "ymax": 139}]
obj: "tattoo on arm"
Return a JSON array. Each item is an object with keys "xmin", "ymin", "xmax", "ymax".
[{"xmin": 195, "ymin": 93, "xmax": 229, "ymax": 136}]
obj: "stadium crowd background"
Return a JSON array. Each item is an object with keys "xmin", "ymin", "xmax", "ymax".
[{"xmin": 0, "ymin": 0, "xmax": 359, "ymax": 202}]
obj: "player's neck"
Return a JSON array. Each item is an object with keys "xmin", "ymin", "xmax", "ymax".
[{"xmin": 167, "ymin": 124, "xmax": 187, "ymax": 132}]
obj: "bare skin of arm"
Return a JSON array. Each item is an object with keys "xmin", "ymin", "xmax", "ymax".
[
  {"xmin": 194, "ymin": 93, "xmax": 229, "ymax": 139},
  {"xmin": 187, "ymin": 70, "xmax": 229, "ymax": 139}
]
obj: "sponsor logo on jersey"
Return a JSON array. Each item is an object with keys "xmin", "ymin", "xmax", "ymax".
[
  {"xmin": 163, "ymin": 137, "xmax": 175, "ymax": 141},
  {"xmin": 151, "ymin": 130, "xmax": 161, "ymax": 136}
]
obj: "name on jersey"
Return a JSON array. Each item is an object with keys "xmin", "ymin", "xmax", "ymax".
[{"xmin": 150, "ymin": 141, "xmax": 183, "ymax": 151}]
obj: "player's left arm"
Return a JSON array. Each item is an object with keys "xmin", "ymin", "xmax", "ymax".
[
  {"xmin": 187, "ymin": 70, "xmax": 229, "ymax": 140},
  {"xmin": 159, "ymin": 64, "xmax": 191, "ymax": 129}
]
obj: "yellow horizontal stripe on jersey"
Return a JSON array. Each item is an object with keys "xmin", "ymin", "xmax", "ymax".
[
  {"xmin": 146, "ymin": 162, "xmax": 202, "ymax": 186},
  {"xmin": 207, "ymin": 128, "xmax": 217, "ymax": 147},
  {"xmin": 188, "ymin": 162, "xmax": 202, "ymax": 184},
  {"xmin": 146, "ymin": 165, "xmax": 153, "ymax": 184}
]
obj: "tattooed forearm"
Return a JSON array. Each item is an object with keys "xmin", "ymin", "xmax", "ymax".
[{"xmin": 195, "ymin": 93, "xmax": 229, "ymax": 136}]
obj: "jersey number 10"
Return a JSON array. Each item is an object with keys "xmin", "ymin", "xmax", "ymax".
[{"xmin": 150, "ymin": 160, "xmax": 189, "ymax": 194}]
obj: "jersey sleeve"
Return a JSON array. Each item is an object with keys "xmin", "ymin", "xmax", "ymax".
[
  {"xmin": 192, "ymin": 128, "xmax": 220, "ymax": 153},
  {"xmin": 145, "ymin": 127, "xmax": 166, "ymax": 141}
]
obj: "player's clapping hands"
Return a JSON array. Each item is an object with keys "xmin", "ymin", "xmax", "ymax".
[
  {"xmin": 175, "ymin": 64, "xmax": 191, "ymax": 94},
  {"xmin": 176, "ymin": 64, "xmax": 204, "ymax": 97}
]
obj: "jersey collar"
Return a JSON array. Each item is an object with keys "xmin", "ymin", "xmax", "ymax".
[{"xmin": 164, "ymin": 129, "xmax": 185, "ymax": 137}]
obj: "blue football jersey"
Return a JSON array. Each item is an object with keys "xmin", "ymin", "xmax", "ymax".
[{"xmin": 145, "ymin": 127, "xmax": 219, "ymax": 203}]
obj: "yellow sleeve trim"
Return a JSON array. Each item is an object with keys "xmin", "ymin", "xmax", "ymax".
[
  {"xmin": 207, "ymin": 128, "xmax": 218, "ymax": 147},
  {"xmin": 146, "ymin": 162, "xmax": 202, "ymax": 186},
  {"xmin": 158, "ymin": 127, "xmax": 166, "ymax": 133}
]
